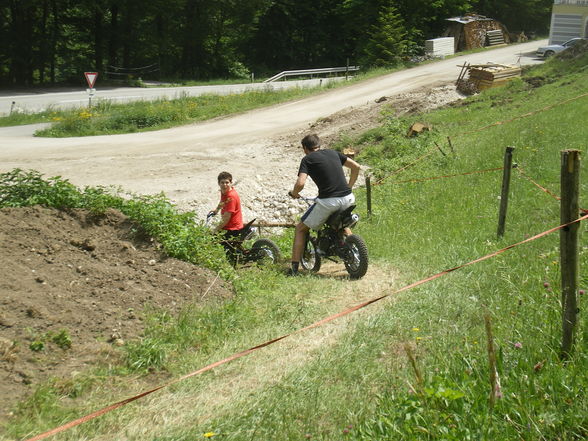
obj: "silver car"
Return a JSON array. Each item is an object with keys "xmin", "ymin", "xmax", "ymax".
[{"xmin": 536, "ymin": 38, "xmax": 586, "ymax": 58}]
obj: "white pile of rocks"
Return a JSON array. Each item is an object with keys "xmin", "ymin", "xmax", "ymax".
[{"xmin": 246, "ymin": 194, "xmax": 309, "ymax": 225}]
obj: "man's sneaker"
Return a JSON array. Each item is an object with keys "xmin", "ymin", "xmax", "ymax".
[{"xmin": 286, "ymin": 268, "xmax": 301, "ymax": 276}]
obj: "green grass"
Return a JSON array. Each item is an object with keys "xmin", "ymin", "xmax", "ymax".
[
  {"xmin": 0, "ymin": 67, "xmax": 391, "ymax": 136},
  {"xmin": 2, "ymin": 49, "xmax": 588, "ymax": 440},
  {"xmin": 0, "ymin": 63, "xmax": 439, "ymax": 137}
]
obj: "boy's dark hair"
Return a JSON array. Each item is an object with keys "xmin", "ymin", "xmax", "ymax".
[
  {"xmin": 217, "ymin": 171, "xmax": 233, "ymax": 183},
  {"xmin": 301, "ymin": 134, "xmax": 321, "ymax": 151}
]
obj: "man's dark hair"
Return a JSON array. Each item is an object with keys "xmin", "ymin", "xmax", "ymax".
[
  {"xmin": 301, "ymin": 134, "xmax": 321, "ymax": 151},
  {"xmin": 217, "ymin": 171, "xmax": 233, "ymax": 183}
]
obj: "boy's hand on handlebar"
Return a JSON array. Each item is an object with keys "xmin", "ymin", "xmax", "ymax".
[
  {"xmin": 288, "ymin": 190, "xmax": 299, "ymax": 199},
  {"xmin": 207, "ymin": 210, "xmax": 217, "ymax": 217}
]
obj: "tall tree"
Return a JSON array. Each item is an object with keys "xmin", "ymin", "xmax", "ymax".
[
  {"xmin": 362, "ymin": 4, "xmax": 409, "ymax": 67},
  {"xmin": 0, "ymin": 0, "xmax": 553, "ymax": 86},
  {"xmin": 472, "ymin": 0, "xmax": 552, "ymax": 34},
  {"xmin": 249, "ymin": 0, "xmax": 347, "ymax": 74},
  {"xmin": 394, "ymin": 0, "xmax": 473, "ymax": 39}
]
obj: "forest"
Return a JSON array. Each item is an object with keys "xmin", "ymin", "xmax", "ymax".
[{"xmin": 1, "ymin": 0, "xmax": 553, "ymax": 86}]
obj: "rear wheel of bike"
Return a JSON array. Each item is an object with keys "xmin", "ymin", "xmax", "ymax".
[
  {"xmin": 251, "ymin": 238, "xmax": 281, "ymax": 265},
  {"xmin": 343, "ymin": 234, "xmax": 368, "ymax": 279},
  {"xmin": 301, "ymin": 235, "xmax": 321, "ymax": 273}
]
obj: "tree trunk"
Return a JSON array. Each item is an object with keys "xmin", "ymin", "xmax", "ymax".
[
  {"xmin": 94, "ymin": 5, "xmax": 103, "ymax": 71},
  {"xmin": 9, "ymin": 0, "xmax": 35, "ymax": 85},
  {"xmin": 122, "ymin": 1, "xmax": 133, "ymax": 68},
  {"xmin": 39, "ymin": 0, "xmax": 49, "ymax": 83},
  {"xmin": 108, "ymin": 2, "xmax": 119, "ymax": 68},
  {"xmin": 49, "ymin": 0, "xmax": 58, "ymax": 83}
]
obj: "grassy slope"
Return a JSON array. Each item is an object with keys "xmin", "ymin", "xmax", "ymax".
[
  {"xmin": 3, "ymin": 52, "xmax": 588, "ymax": 441},
  {"xmin": 177, "ymin": 53, "xmax": 588, "ymax": 440}
]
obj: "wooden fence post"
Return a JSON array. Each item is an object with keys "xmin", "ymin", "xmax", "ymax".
[
  {"xmin": 484, "ymin": 313, "xmax": 501, "ymax": 408},
  {"xmin": 365, "ymin": 176, "xmax": 372, "ymax": 216},
  {"xmin": 497, "ymin": 146, "xmax": 515, "ymax": 237},
  {"xmin": 447, "ymin": 136, "xmax": 455, "ymax": 154},
  {"xmin": 560, "ymin": 149, "xmax": 581, "ymax": 359}
]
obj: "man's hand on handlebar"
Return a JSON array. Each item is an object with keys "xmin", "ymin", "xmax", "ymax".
[{"xmin": 288, "ymin": 190, "xmax": 300, "ymax": 199}]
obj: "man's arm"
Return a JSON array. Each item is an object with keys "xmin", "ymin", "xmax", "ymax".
[
  {"xmin": 214, "ymin": 211, "xmax": 232, "ymax": 232},
  {"xmin": 214, "ymin": 195, "xmax": 236, "ymax": 232},
  {"xmin": 344, "ymin": 158, "xmax": 360, "ymax": 188},
  {"xmin": 289, "ymin": 173, "xmax": 308, "ymax": 198}
]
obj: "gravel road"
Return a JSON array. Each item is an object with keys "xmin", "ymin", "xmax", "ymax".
[{"xmin": 0, "ymin": 41, "xmax": 545, "ymax": 224}]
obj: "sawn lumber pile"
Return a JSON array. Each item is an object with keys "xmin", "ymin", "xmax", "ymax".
[{"xmin": 467, "ymin": 63, "xmax": 521, "ymax": 90}]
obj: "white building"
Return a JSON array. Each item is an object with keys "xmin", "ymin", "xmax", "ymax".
[{"xmin": 549, "ymin": 0, "xmax": 588, "ymax": 44}]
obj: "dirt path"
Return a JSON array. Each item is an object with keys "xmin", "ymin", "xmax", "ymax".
[
  {"xmin": 0, "ymin": 41, "xmax": 543, "ymax": 225},
  {"xmin": 80, "ymin": 262, "xmax": 404, "ymax": 441}
]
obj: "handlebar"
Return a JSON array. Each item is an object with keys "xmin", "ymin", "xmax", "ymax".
[
  {"xmin": 288, "ymin": 191, "xmax": 316, "ymax": 206},
  {"xmin": 205, "ymin": 211, "xmax": 216, "ymax": 225}
]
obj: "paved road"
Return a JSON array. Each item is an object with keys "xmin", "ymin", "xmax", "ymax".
[
  {"xmin": 0, "ymin": 40, "xmax": 546, "ymax": 215},
  {"xmin": 0, "ymin": 77, "xmax": 346, "ymax": 115}
]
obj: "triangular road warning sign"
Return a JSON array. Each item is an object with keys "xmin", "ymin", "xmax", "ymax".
[{"xmin": 84, "ymin": 72, "xmax": 98, "ymax": 89}]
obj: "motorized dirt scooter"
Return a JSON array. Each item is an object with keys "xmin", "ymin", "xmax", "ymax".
[
  {"xmin": 296, "ymin": 197, "xmax": 368, "ymax": 279},
  {"xmin": 206, "ymin": 212, "xmax": 281, "ymax": 266}
]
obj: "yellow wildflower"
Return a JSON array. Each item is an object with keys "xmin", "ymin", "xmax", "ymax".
[{"xmin": 203, "ymin": 432, "xmax": 216, "ymax": 438}]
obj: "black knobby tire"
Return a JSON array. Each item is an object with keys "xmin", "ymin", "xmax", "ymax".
[
  {"xmin": 301, "ymin": 235, "xmax": 321, "ymax": 273},
  {"xmin": 251, "ymin": 238, "xmax": 281, "ymax": 265},
  {"xmin": 343, "ymin": 234, "xmax": 368, "ymax": 279}
]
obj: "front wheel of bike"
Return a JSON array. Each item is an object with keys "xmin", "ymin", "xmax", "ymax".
[
  {"xmin": 251, "ymin": 238, "xmax": 281, "ymax": 265},
  {"xmin": 343, "ymin": 234, "xmax": 369, "ymax": 279},
  {"xmin": 301, "ymin": 235, "xmax": 321, "ymax": 273}
]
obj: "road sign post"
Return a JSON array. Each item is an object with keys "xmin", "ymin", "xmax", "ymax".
[{"xmin": 84, "ymin": 72, "xmax": 98, "ymax": 107}]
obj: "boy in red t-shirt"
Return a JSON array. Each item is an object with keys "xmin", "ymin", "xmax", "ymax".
[{"xmin": 210, "ymin": 171, "xmax": 243, "ymax": 237}]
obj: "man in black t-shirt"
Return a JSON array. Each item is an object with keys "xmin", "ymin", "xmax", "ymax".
[{"xmin": 288, "ymin": 133, "xmax": 361, "ymax": 275}]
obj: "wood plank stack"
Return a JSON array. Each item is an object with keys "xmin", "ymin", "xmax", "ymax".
[
  {"xmin": 467, "ymin": 63, "xmax": 521, "ymax": 90},
  {"xmin": 425, "ymin": 37, "xmax": 455, "ymax": 57},
  {"xmin": 486, "ymin": 29, "xmax": 505, "ymax": 46}
]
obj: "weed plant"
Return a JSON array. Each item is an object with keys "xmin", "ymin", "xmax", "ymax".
[{"xmin": 2, "ymin": 50, "xmax": 588, "ymax": 440}]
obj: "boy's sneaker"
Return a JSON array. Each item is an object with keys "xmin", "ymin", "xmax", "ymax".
[{"xmin": 286, "ymin": 268, "xmax": 301, "ymax": 276}]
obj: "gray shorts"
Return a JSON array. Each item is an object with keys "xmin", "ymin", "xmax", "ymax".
[{"xmin": 301, "ymin": 193, "xmax": 355, "ymax": 230}]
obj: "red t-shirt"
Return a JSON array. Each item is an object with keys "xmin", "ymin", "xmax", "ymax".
[{"xmin": 220, "ymin": 188, "xmax": 243, "ymax": 230}]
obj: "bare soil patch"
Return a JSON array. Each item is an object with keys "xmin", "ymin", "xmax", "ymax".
[{"xmin": 0, "ymin": 206, "xmax": 232, "ymax": 422}]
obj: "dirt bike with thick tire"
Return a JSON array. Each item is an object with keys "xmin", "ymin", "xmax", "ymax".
[
  {"xmin": 299, "ymin": 199, "xmax": 368, "ymax": 279},
  {"xmin": 206, "ymin": 213, "xmax": 281, "ymax": 267}
]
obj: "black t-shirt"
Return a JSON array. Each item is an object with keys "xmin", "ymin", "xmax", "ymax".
[{"xmin": 298, "ymin": 149, "xmax": 351, "ymax": 198}]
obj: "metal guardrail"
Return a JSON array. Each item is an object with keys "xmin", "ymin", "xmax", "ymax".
[
  {"xmin": 105, "ymin": 63, "xmax": 160, "ymax": 78},
  {"xmin": 263, "ymin": 66, "xmax": 360, "ymax": 83}
]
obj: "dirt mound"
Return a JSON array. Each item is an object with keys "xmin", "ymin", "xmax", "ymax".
[{"xmin": 0, "ymin": 206, "xmax": 232, "ymax": 421}]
